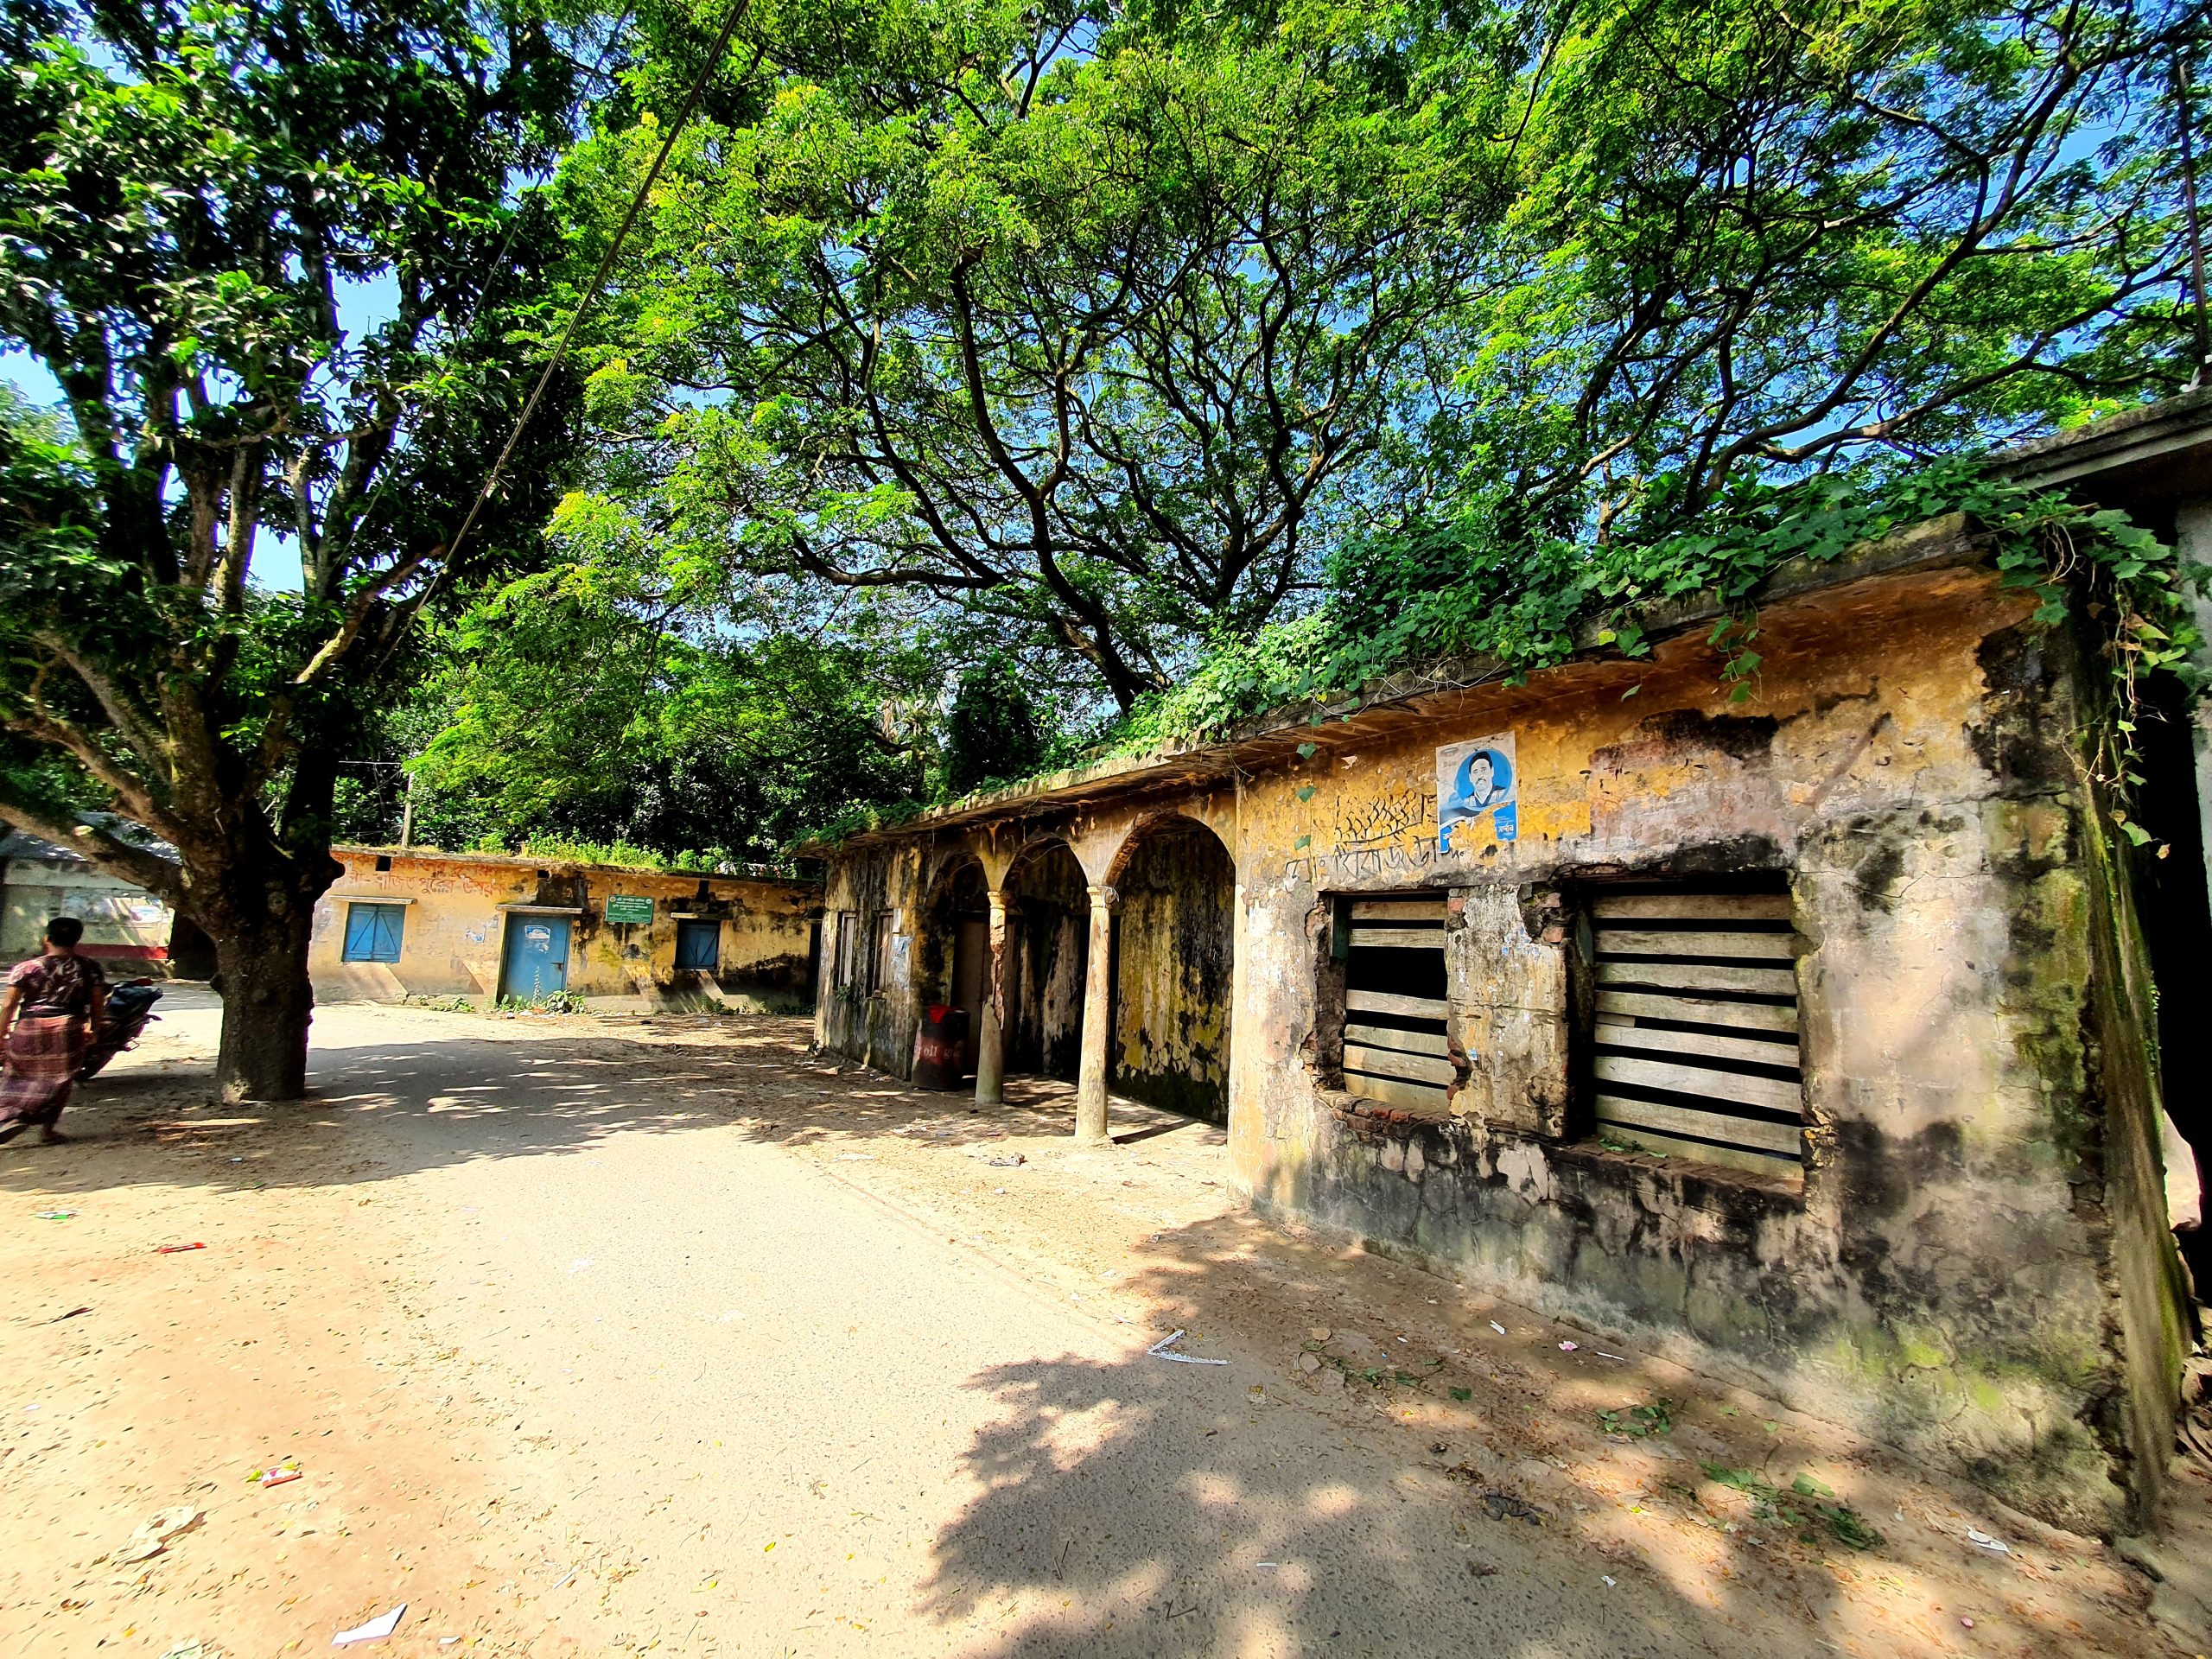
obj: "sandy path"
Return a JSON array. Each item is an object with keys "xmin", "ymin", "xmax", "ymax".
[{"xmin": 0, "ymin": 998, "xmax": 2188, "ymax": 1656}]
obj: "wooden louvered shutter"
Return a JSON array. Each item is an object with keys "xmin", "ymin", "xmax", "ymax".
[
  {"xmin": 1586, "ymin": 888, "xmax": 1803, "ymax": 1178},
  {"xmin": 1342, "ymin": 895, "xmax": 1453, "ymax": 1114}
]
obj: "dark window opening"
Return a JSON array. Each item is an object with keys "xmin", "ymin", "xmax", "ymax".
[
  {"xmin": 835, "ymin": 912, "xmax": 857, "ymax": 988},
  {"xmin": 1334, "ymin": 893, "xmax": 1452, "ymax": 1116},
  {"xmin": 1580, "ymin": 876, "xmax": 1803, "ymax": 1179},
  {"xmin": 374, "ymin": 854, "xmax": 393, "ymax": 873},
  {"xmin": 869, "ymin": 912, "xmax": 892, "ymax": 992},
  {"xmin": 675, "ymin": 918, "xmax": 720, "ymax": 971}
]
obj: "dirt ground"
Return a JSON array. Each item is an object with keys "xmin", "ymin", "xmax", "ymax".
[{"xmin": 1, "ymin": 994, "xmax": 2205, "ymax": 1658}]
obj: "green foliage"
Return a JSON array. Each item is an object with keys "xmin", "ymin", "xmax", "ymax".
[
  {"xmin": 562, "ymin": 0, "xmax": 1510, "ymax": 710},
  {"xmin": 568, "ymin": 0, "xmax": 2204, "ymax": 716},
  {"xmin": 1110, "ymin": 460, "xmax": 2198, "ymax": 837},
  {"xmin": 408, "ymin": 531, "xmax": 937, "ymax": 863},
  {"xmin": 1597, "ymin": 1397, "xmax": 1676, "ymax": 1439},
  {"xmin": 509, "ymin": 836, "xmax": 745, "ymax": 875},
  {"xmin": 0, "ymin": 0, "xmax": 594, "ymax": 1071},
  {"xmin": 1701, "ymin": 1465, "xmax": 1885, "ymax": 1552},
  {"xmin": 938, "ymin": 658, "xmax": 1052, "ymax": 799},
  {"xmin": 497, "ymin": 989, "xmax": 588, "ymax": 1015}
]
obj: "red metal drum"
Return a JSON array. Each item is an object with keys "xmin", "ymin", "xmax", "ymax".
[{"xmin": 911, "ymin": 1004, "xmax": 971, "ymax": 1090}]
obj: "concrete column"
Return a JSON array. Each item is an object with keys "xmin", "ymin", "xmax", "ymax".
[
  {"xmin": 1074, "ymin": 883, "xmax": 1117, "ymax": 1144},
  {"xmin": 975, "ymin": 890, "xmax": 1010, "ymax": 1106}
]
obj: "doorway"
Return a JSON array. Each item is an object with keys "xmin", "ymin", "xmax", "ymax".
[
  {"xmin": 500, "ymin": 914, "xmax": 571, "ymax": 1001},
  {"xmin": 920, "ymin": 861, "xmax": 991, "ymax": 1079}
]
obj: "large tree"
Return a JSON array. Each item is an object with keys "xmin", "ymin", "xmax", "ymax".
[
  {"xmin": 1433, "ymin": 0, "xmax": 2208, "ymax": 546},
  {"xmin": 0, "ymin": 0, "xmax": 593, "ymax": 1097},
  {"xmin": 574, "ymin": 0, "xmax": 2205, "ymax": 709},
  {"xmin": 563, "ymin": 0, "xmax": 1497, "ymax": 711}
]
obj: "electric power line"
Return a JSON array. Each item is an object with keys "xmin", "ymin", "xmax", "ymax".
[{"xmin": 441, "ymin": 0, "xmax": 757, "ymax": 572}]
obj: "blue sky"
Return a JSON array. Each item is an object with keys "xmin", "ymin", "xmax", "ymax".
[{"xmin": 3, "ymin": 270, "xmax": 407, "ymax": 594}]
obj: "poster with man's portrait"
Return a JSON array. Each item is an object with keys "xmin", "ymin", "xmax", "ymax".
[{"xmin": 1437, "ymin": 732, "xmax": 1518, "ymax": 850}]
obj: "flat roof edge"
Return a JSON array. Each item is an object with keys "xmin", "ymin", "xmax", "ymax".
[{"xmin": 332, "ymin": 846, "xmax": 819, "ymax": 885}]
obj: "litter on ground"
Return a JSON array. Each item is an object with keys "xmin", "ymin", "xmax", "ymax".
[
  {"xmin": 334, "ymin": 1603, "xmax": 408, "ymax": 1645},
  {"xmin": 118, "ymin": 1505, "xmax": 202, "ymax": 1563},
  {"xmin": 1147, "ymin": 1330, "xmax": 1230, "ymax": 1366}
]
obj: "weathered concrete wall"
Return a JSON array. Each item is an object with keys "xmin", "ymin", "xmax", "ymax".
[
  {"xmin": 813, "ymin": 557, "xmax": 2190, "ymax": 1531},
  {"xmin": 308, "ymin": 851, "xmax": 820, "ymax": 1011},
  {"xmin": 2, "ymin": 858, "xmax": 176, "ymax": 969},
  {"xmin": 1227, "ymin": 572, "xmax": 2182, "ymax": 1535},
  {"xmin": 1111, "ymin": 817, "xmax": 1234, "ymax": 1120},
  {"xmin": 1007, "ymin": 842, "xmax": 1090, "ymax": 1082}
]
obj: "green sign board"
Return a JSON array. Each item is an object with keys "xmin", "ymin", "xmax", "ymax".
[{"xmin": 605, "ymin": 894, "xmax": 654, "ymax": 926}]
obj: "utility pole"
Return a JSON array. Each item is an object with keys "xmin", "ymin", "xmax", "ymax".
[{"xmin": 398, "ymin": 766, "xmax": 417, "ymax": 851}]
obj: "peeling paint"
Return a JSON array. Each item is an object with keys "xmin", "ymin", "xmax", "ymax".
[{"xmin": 814, "ymin": 558, "xmax": 2190, "ymax": 1535}]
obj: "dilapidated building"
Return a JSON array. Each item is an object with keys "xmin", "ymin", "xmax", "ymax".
[
  {"xmin": 310, "ymin": 848, "xmax": 822, "ymax": 1012},
  {"xmin": 813, "ymin": 397, "xmax": 2212, "ymax": 1536},
  {"xmin": 0, "ymin": 823, "xmax": 183, "ymax": 971}
]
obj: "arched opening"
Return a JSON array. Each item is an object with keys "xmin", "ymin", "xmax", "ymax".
[
  {"xmin": 1003, "ymin": 840, "xmax": 1089, "ymax": 1083},
  {"xmin": 1110, "ymin": 817, "xmax": 1234, "ymax": 1122},
  {"xmin": 917, "ymin": 859, "xmax": 989, "ymax": 1079}
]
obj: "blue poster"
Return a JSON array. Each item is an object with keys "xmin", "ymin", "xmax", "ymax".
[{"xmin": 1437, "ymin": 732, "xmax": 1518, "ymax": 851}]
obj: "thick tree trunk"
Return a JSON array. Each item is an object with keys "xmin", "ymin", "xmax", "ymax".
[
  {"xmin": 213, "ymin": 913, "xmax": 317, "ymax": 1102},
  {"xmin": 206, "ymin": 858, "xmax": 325, "ymax": 1106}
]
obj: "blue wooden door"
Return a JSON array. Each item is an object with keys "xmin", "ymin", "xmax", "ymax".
[{"xmin": 501, "ymin": 916, "xmax": 569, "ymax": 1000}]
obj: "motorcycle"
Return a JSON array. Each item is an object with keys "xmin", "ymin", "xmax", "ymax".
[{"xmin": 76, "ymin": 978, "xmax": 164, "ymax": 1082}]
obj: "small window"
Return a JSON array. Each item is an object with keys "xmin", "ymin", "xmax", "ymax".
[
  {"xmin": 835, "ymin": 912, "xmax": 857, "ymax": 987},
  {"xmin": 675, "ymin": 918, "xmax": 720, "ymax": 971},
  {"xmin": 1338, "ymin": 894, "xmax": 1452, "ymax": 1114},
  {"xmin": 341, "ymin": 901, "xmax": 405, "ymax": 964},
  {"xmin": 1585, "ymin": 884, "xmax": 1803, "ymax": 1177},
  {"xmin": 868, "ymin": 912, "xmax": 892, "ymax": 993},
  {"xmin": 374, "ymin": 854, "xmax": 393, "ymax": 873}
]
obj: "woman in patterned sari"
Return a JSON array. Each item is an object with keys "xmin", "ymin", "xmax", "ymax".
[{"xmin": 0, "ymin": 917, "xmax": 108, "ymax": 1146}]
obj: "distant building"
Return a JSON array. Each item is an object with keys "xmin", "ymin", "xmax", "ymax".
[
  {"xmin": 308, "ymin": 848, "xmax": 823, "ymax": 1012},
  {"xmin": 0, "ymin": 826, "xmax": 180, "ymax": 971}
]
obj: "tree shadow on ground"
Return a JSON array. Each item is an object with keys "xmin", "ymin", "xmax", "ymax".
[
  {"xmin": 913, "ymin": 1279, "xmax": 2121, "ymax": 1659},
  {"xmin": 913, "ymin": 1343, "xmax": 1800, "ymax": 1659},
  {"xmin": 0, "ymin": 1007, "xmax": 2152, "ymax": 1656},
  {"xmin": 0, "ymin": 1011, "xmax": 1221, "ymax": 1202}
]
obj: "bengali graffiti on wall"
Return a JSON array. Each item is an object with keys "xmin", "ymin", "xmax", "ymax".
[{"xmin": 1283, "ymin": 779, "xmax": 1441, "ymax": 885}]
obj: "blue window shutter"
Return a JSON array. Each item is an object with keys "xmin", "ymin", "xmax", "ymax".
[
  {"xmin": 676, "ymin": 919, "xmax": 719, "ymax": 970},
  {"xmin": 343, "ymin": 904, "xmax": 404, "ymax": 963}
]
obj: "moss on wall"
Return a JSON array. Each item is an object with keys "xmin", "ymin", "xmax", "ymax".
[
  {"xmin": 1111, "ymin": 817, "xmax": 1234, "ymax": 1122},
  {"xmin": 811, "ymin": 558, "xmax": 2192, "ymax": 1533}
]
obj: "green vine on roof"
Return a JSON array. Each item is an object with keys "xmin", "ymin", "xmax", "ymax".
[{"xmin": 1109, "ymin": 457, "xmax": 2199, "ymax": 849}]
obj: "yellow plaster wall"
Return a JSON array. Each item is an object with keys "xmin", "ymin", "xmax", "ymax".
[
  {"xmin": 309, "ymin": 851, "xmax": 820, "ymax": 1009},
  {"xmin": 816, "ymin": 561, "xmax": 2190, "ymax": 1533}
]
